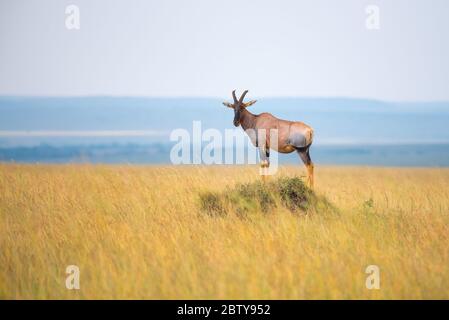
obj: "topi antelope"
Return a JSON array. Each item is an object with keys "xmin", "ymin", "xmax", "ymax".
[{"xmin": 223, "ymin": 90, "xmax": 315, "ymax": 188}]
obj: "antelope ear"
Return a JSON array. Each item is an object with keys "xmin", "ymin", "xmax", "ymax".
[
  {"xmin": 222, "ymin": 102, "xmax": 234, "ymax": 108},
  {"xmin": 243, "ymin": 100, "xmax": 257, "ymax": 107}
]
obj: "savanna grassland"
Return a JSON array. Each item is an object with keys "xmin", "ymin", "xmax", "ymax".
[{"xmin": 0, "ymin": 164, "xmax": 448, "ymax": 299}]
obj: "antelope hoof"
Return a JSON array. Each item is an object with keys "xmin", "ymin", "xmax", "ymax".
[
  {"xmin": 307, "ymin": 178, "xmax": 314, "ymax": 189},
  {"xmin": 260, "ymin": 160, "xmax": 269, "ymax": 168}
]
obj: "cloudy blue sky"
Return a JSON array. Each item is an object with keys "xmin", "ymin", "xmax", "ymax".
[{"xmin": 0, "ymin": 0, "xmax": 448, "ymax": 101}]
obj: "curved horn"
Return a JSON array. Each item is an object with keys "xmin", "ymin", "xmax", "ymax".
[
  {"xmin": 232, "ymin": 90, "xmax": 238, "ymax": 103},
  {"xmin": 238, "ymin": 90, "xmax": 248, "ymax": 104}
]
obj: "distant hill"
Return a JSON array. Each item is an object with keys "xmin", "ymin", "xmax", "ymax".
[
  {"xmin": 0, "ymin": 96, "xmax": 448, "ymax": 165},
  {"xmin": 1, "ymin": 96, "xmax": 449, "ymax": 147}
]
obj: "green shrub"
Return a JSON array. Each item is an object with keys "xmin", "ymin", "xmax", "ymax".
[
  {"xmin": 236, "ymin": 181, "xmax": 276, "ymax": 213},
  {"xmin": 276, "ymin": 176, "xmax": 312, "ymax": 212},
  {"xmin": 199, "ymin": 191, "xmax": 226, "ymax": 217},
  {"xmin": 199, "ymin": 176, "xmax": 334, "ymax": 217}
]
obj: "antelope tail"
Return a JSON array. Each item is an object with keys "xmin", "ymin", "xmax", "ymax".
[{"xmin": 308, "ymin": 128, "xmax": 314, "ymax": 146}]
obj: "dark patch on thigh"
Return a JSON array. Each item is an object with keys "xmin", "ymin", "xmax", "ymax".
[{"xmin": 289, "ymin": 132, "xmax": 308, "ymax": 148}]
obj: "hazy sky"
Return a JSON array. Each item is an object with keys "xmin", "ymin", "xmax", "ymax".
[{"xmin": 0, "ymin": 0, "xmax": 448, "ymax": 101}]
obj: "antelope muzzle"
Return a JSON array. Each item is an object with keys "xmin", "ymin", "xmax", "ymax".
[{"xmin": 233, "ymin": 111, "xmax": 240, "ymax": 127}]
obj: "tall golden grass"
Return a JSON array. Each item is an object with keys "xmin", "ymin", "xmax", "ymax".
[{"xmin": 0, "ymin": 164, "xmax": 448, "ymax": 299}]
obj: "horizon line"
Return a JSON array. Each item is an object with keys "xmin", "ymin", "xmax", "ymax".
[
  {"xmin": 0, "ymin": 130, "xmax": 170, "ymax": 137},
  {"xmin": 0, "ymin": 130, "xmax": 449, "ymax": 146}
]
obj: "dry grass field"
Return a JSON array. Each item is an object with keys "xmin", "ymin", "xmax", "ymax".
[{"xmin": 0, "ymin": 164, "xmax": 448, "ymax": 299}]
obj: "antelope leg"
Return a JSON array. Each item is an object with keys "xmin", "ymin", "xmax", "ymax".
[
  {"xmin": 297, "ymin": 147, "xmax": 314, "ymax": 189},
  {"xmin": 259, "ymin": 146, "xmax": 269, "ymax": 168}
]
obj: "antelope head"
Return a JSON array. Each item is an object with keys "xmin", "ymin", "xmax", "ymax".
[{"xmin": 223, "ymin": 90, "xmax": 257, "ymax": 127}]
